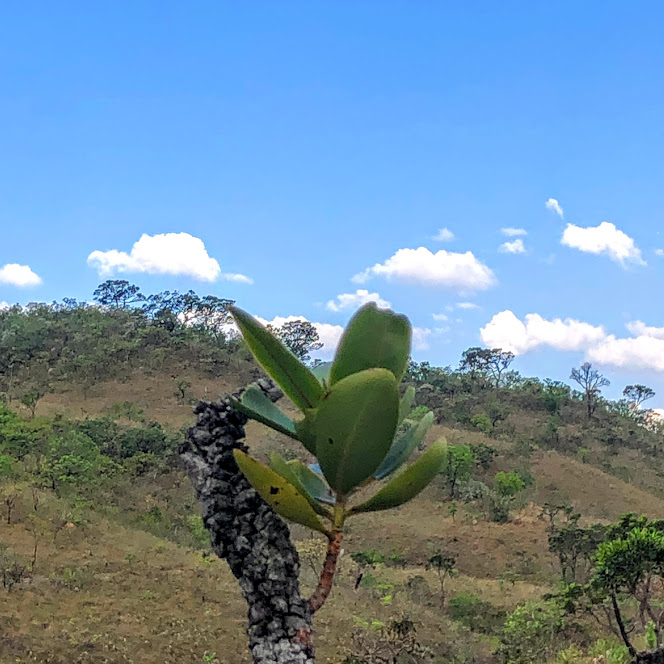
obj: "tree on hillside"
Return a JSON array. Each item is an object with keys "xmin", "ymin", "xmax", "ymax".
[
  {"xmin": 268, "ymin": 319, "xmax": 323, "ymax": 363},
  {"xmin": 623, "ymin": 384, "xmax": 656, "ymax": 410},
  {"xmin": 93, "ymin": 280, "xmax": 144, "ymax": 309},
  {"xmin": 558, "ymin": 515, "xmax": 664, "ymax": 661},
  {"xmin": 181, "ymin": 304, "xmax": 445, "ymax": 663},
  {"xmin": 459, "ymin": 347, "xmax": 515, "ymax": 387},
  {"xmin": 570, "ymin": 362, "xmax": 610, "ymax": 419}
]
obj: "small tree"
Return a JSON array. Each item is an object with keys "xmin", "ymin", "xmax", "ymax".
[
  {"xmin": 268, "ymin": 319, "xmax": 323, "ymax": 363},
  {"xmin": 460, "ymin": 347, "xmax": 515, "ymax": 387},
  {"xmin": 182, "ymin": 303, "xmax": 447, "ymax": 662},
  {"xmin": 441, "ymin": 445, "xmax": 475, "ymax": 498},
  {"xmin": 93, "ymin": 280, "xmax": 144, "ymax": 309},
  {"xmin": 426, "ymin": 551, "xmax": 457, "ymax": 608},
  {"xmin": 20, "ymin": 388, "xmax": 45, "ymax": 419},
  {"xmin": 570, "ymin": 362, "xmax": 610, "ymax": 419},
  {"xmin": 623, "ymin": 384, "xmax": 655, "ymax": 410}
]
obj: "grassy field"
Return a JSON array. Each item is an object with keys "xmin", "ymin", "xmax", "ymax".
[{"xmin": 1, "ymin": 369, "xmax": 662, "ymax": 663}]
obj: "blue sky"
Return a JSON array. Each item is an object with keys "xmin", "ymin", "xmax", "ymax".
[{"xmin": 2, "ymin": 2, "xmax": 664, "ymax": 407}]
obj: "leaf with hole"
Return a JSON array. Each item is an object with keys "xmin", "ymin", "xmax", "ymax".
[
  {"xmin": 233, "ymin": 450, "xmax": 328, "ymax": 534},
  {"xmin": 268, "ymin": 452, "xmax": 332, "ymax": 517}
]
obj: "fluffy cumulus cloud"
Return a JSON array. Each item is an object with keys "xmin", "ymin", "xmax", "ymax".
[
  {"xmin": 481, "ymin": 311, "xmax": 664, "ymax": 375},
  {"xmin": 501, "ymin": 227, "xmax": 527, "ymax": 237},
  {"xmin": 586, "ymin": 335, "xmax": 664, "ymax": 373},
  {"xmin": 352, "ymin": 247, "xmax": 496, "ymax": 291},
  {"xmin": 655, "ymin": 249, "xmax": 664, "ymax": 257},
  {"xmin": 87, "ymin": 232, "xmax": 253, "ymax": 283},
  {"xmin": 432, "ymin": 227, "xmax": 455, "ymax": 242},
  {"xmin": 499, "ymin": 238, "xmax": 526, "ymax": 254},
  {"xmin": 545, "ymin": 198, "xmax": 564, "ymax": 218},
  {"xmin": 480, "ymin": 311, "xmax": 606, "ymax": 355},
  {"xmin": 0, "ymin": 263, "xmax": 42, "ymax": 287},
  {"xmin": 561, "ymin": 222, "xmax": 644, "ymax": 266},
  {"xmin": 0, "ymin": 301, "xmax": 9, "ymax": 310},
  {"xmin": 326, "ymin": 289, "xmax": 391, "ymax": 312}
]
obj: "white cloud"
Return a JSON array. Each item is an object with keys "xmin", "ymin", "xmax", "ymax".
[
  {"xmin": 626, "ymin": 321, "xmax": 664, "ymax": 339},
  {"xmin": 587, "ymin": 335, "xmax": 664, "ymax": 373},
  {"xmin": 432, "ymin": 313, "xmax": 449, "ymax": 322},
  {"xmin": 456, "ymin": 302, "xmax": 480, "ymax": 310},
  {"xmin": 352, "ymin": 247, "xmax": 496, "ymax": 292},
  {"xmin": 545, "ymin": 198, "xmax": 564, "ymax": 218},
  {"xmin": 480, "ymin": 310, "xmax": 606, "ymax": 355},
  {"xmin": 0, "ymin": 264, "xmax": 42, "ymax": 287},
  {"xmin": 561, "ymin": 222, "xmax": 645, "ymax": 266},
  {"xmin": 499, "ymin": 239, "xmax": 526, "ymax": 254},
  {"xmin": 432, "ymin": 227, "xmax": 454, "ymax": 242},
  {"xmin": 87, "ymin": 232, "xmax": 253, "ymax": 283},
  {"xmin": 326, "ymin": 289, "xmax": 391, "ymax": 312},
  {"xmin": 0, "ymin": 301, "xmax": 9, "ymax": 310},
  {"xmin": 655, "ymin": 249, "xmax": 664, "ymax": 257},
  {"xmin": 413, "ymin": 327, "xmax": 432, "ymax": 351},
  {"xmin": 501, "ymin": 227, "xmax": 527, "ymax": 237}
]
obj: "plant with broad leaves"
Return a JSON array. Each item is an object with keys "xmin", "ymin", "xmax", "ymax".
[{"xmin": 229, "ymin": 302, "xmax": 446, "ymax": 610}]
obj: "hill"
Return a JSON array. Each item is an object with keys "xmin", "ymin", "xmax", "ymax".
[{"xmin": 3, "ymin": 286, "xmax": 664, "ymax": 663}]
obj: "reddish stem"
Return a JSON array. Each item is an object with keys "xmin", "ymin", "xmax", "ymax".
[{"xmin": 307, "ymin": 532, "xmax": 343, "ymax": 613}]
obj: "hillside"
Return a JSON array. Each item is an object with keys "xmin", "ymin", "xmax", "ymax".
[{"xmin": 3, "ymin": 292, "xmax": 664, "ymax": 663}]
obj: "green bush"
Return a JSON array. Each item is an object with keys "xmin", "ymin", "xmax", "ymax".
[
  {"xmin": 448, "ymin": 591, "xmax": 505, "ymax": 634},
  {"xmin": 470, "ymin": 413, "xmax": 492, "ymax": 435},
  {"xmin": 499, "ymin": 600, "xmax": 566, "ymax": 664}
]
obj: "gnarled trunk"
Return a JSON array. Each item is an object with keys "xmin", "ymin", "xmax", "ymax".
[
  {"xmin": 637, "ymin": 649, "xmax": 664, "ymax": 663},
  {"xmin": 180, "ymin": 381, "xmax": 315, "ymax": 664}
]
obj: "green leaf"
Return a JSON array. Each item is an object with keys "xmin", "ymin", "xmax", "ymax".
[
  {"xmin": 329, "ymin": 303, "xmax": 412, "ymax": 385},
  {"xmin": 233, "ymin": 450, "xmax": 328, "ymax": 534},
  {"xmin": 399, "ymin": 386, "xmax": 416, "ymax": 425},
  {"xmin": 231, "ymin": 385, "xmax": 298, "ymax": 440},
  {"xmin": 351, "ymin": 439, "xmax": 447, "ymax": 514},
  {"xmin": 289, "ymin": 460, "xmax": 335, "ymax": 504},
  {"xmin": 374, "ymin": 411, "xmax": 434, "ymax": 480},
  {"xmin": 294, "ymin": 409, "xmax": 318, "ymax": 454},
  {"xmin": 268, "ymin": 452, "xmax": 331, "ymax": 517},
  {"xmin": 230, "ymin": 307, "xmax": 325, "ymax": 411},
  {"xmin": 315, "ymin": 367, "xmax": 399, "ymax": 495}
]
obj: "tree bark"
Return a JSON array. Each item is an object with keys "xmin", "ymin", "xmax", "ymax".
[{"xmin": 180, "ymin": 380, "xmax": 315, "ymax": 664}]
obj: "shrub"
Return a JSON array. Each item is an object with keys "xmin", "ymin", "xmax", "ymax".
[
  {"xmin": 448, "ymin": 591, "xmax": 505, "ymax": 634},
  {"xmin": 499, "ymin": 600, "xmax": 566, "ymax": 664},
  {"xmin": 470, "ymin": 413, "xmax": 492, "ymax": 435}
]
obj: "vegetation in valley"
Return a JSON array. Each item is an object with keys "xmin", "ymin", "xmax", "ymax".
[{"xmin": 2, "ymin": 283, "xmax": 664, "ymax": 662}]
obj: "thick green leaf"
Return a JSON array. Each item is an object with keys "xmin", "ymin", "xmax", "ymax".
[
  {"xmin": 289, "ymin": 461, "xmax": 335, "ymax": 504},
  {"xmin": 294, "ymin": 408, "xmax": 318, "ymax": 454},
  {"xmin": 230, "ymin": 307, "xmax": 324, "ymax": 411},
  {"xmin": 374, "ymin": 411, "xmax": 434, "ymax": 480},
  {"xmin": 311, "ymin": 361, "xmax": 332, "ymax": 384},
  {"xmin": 399, "ymin": 386, "xmax": 416, "ymax": 424},
  {"xmin": 351, "ymin": 439, "xmax": 447, "ymax": 514},
  {"xmin": 233, "ymin": 450, "xmax": 328, "ymax": 534},
  {"xmin": 268, "ymin": 452, "xmax": 331, "ymax": 517},
  {"xmin": 315, "ymin": 367, "xmax": 399, "ymax": 495},
  {"xmin": 329, "ymin": 303, "xmax": 412, "ymax": 385},
  {"xmin": 231, "ymin": 385, "xmax": 298, "ymax": 440}
]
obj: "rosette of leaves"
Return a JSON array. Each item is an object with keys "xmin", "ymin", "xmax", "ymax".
[{"xmin": 229, "ymin": 303, "xmax": 446, "ymax": 540}]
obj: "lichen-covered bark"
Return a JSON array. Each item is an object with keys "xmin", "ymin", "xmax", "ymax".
[{"xmin": 179, "ymin": 380, "xmax": 315, "ymax": 664}]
